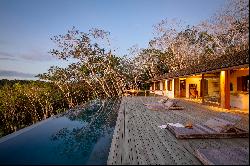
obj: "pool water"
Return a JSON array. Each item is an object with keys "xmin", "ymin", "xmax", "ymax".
[{"xmin": 0, "ymin": 98, "xmax": 120, "ymax": 165}]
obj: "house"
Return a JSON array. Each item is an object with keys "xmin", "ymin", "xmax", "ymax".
[{"xmin": 147, "ymin": 50, "xmax": 249, "ymax": 111}]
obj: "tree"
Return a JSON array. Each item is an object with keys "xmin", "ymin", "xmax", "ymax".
[
  {"xmin": 145, "ymin": 0, "xmax": 249, "ymax": 73},
  {"xmin": 38, "ymin": 27, "xmax": 133, "ymax": 104},
  {"xmin": 198, "ymin": 0, "xmax": 249, "ymax": 54}
]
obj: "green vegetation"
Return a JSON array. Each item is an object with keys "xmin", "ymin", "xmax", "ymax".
[
  {"xmin": 0, "ymin": 0, "xmax": 248, "ymax": 137},
  {"xmin": 0, "ymin": 79, "xmax": 88, "ymax": 137}
]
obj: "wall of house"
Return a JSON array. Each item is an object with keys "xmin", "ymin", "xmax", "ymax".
[
  {"xmin": 230, "ymin": 94, "xmax": 249, "ymax": 110},
  {"xmin": 149, "ymin": 82, "xmax": 154, "ymax": 93},
  {"xmin": 185, "ymin": 77, "xmax": 201, "ymax": 98},
  {"xmin": 230, "ymin": 68, "xmax": 249, "ymax": 110},
  {"xmin": 148, "ymin": 67, "xmax": 249, "ymax": 111},
  {"xmin": 155, "ymin": 81, "xmax": 164, "ymax": 96},
  {"xmin": 166, "ymin": 79, "xmax": 175, "ymax": 98},
  {"xmin": 207, "ymin": 78, "xmax": 220, "ymax": 97}
]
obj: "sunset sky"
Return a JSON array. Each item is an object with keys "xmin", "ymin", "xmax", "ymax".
[{"xmin": 0, "ymin": 0, "xmax": 227, "ymax": 80}]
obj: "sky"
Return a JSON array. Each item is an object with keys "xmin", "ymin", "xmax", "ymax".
[{"xmin": 0, "ymin": 0, "xmax": 227, "ymax": 80}]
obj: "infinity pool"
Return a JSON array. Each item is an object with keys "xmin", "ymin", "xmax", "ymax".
[{"xmin": 0, "ymin": 99, "xmax": 120, "ymax": 165}]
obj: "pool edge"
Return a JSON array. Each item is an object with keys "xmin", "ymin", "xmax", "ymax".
[{"xmin": 0, "ymin": 116, "xmax": 56, "ymax": 144}]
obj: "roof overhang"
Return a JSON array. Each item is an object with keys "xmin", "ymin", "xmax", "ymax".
[{"xmin": 146, "ymin": 64, "xmax": 249, "ymax": 83}]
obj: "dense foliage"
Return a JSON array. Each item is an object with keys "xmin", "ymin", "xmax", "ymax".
[
  {"xmin": 0, "ymin": 80, "xmax": 68, "ymax": 136},
  {"xmin": 0, "ymin": 0, "xmax": 248, "ymax": 137},
  {"xmin": 133, "ymin": 0, "xmax": 249, "ymax": 79}
]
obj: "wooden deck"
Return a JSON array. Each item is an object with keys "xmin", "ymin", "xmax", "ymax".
[{"xmin": 107, "ymin": 96, "xmax": 249, "ymax": 165}]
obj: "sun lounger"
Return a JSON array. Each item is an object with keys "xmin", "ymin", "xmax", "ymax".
[
  {"xmin": 166, "ymin": 113, "xmax": 248, "ymax": 139},
  {"xmin": 168, "ymin": 106, "xmax": 185, "ymax": 110},
  {"xmin": 168, "ymin": 100, "xmax": 184, "ymax": 110},
  {"xmin": 158, "ymin": 98, "xmax": 169, "ymax": 103},
  {"xmin": 144, "ymin": 99, "xmax": 184, "ymax": 111},
  {"xmin": 195, "ymin": 147, "xmax": 249, "ymax": 165},
  {"xmin": 144, "ymin": 102, "xmax": 173, "ymax": 111}
]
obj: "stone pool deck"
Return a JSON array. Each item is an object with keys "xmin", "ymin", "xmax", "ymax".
[{"xmin": 107, "ymin": 96, "xmax": 249, "ymax": 165}]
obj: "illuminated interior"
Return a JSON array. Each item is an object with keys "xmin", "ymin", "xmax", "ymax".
[
  {"xmin": 204, "ymin": 72, "xmax": 221, "ymax": 105},
  {"xmin": 178, "ymin": 73, "xmax": 221, "ymax": 105},
  {"xmin": 230, "ymin": 67, "xmax": 249, "ymax": 110},
  {"xmin": 148, "ymin": 67, "xmax": 249, "ymax": 111}
]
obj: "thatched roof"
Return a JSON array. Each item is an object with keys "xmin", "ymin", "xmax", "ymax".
[{"xmin": 148, "ymin": 49, "xmax": 249, "ymax": 82}]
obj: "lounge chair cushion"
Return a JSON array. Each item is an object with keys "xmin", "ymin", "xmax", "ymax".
[
  {"xmin": 145, "ymin": 101, "xmax": 174, "ymax": 111},
  {"xmin": 166, "ymin": 113, "xmax": 248, "ymax": 139},
  {"xmin": 195, "ymin": 147, "xmax": 249, "ymax": 165},
  {"xmin": 203, "ymin": 117, "xmax": 235, "ymax": 133},
  {"xmin": 166, "ymin": 123, "xmax": 248, "ymax": 139}
]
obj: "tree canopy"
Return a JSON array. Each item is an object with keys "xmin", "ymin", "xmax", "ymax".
[{"xmin": 0, "ymin": 0, "xmax": 248, "ymax": 137}]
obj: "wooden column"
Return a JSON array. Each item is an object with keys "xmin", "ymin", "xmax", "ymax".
[
  {"xmin": 225, "ymin": 70, "xmax": 231, "ymax": 109},
  {"xmin": 153, "ymin": 82, "xmax": 156, "ymax": 96},
  {"xmin": 220, "ymin": 70, "xmax": 230, "ymax": 109},
  {"xmin": 201, "ymin": 74, "xmax": 205, "ymax": 104},
  {"xmin": 174, "ymin": 78, "xmax": 179, "ymax": 98}
]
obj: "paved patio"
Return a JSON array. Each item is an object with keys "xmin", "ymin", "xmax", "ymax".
[{"xmin": 107, "ymin": 96, "xmax": 249, "ymax": 165}]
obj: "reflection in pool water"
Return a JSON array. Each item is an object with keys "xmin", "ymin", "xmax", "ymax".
[{"xmin": 0, "ymin": 98, "xmax": 120, "ymax": 165}]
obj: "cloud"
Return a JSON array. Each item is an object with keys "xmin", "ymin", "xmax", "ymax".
[
  {"xmin": 20, "ymin": 50, "xmax": 55, "ymax": 61},
  {"xmin": 0, "ymin": 70, "xmax": 36, "ymax": 78},
  {"xmin": 0, "ymin": 57, "xmax": 16, "ymax": 60},
  {"xmin": 0, "ymin": 50, "xmax": 56, "ymax": 62},
  {"xmin": 0, "ymin": 51, "xmax": 17, "ymax": 61}
]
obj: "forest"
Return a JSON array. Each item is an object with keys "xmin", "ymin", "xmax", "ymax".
[{"xmin": 0, "ymin": 0, "xmax": 248, "ymax": 137}]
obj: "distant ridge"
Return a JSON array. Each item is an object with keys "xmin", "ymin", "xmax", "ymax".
[{"xmin": 0, "ymin": 70, "xmax": 36, "ymax": 80}]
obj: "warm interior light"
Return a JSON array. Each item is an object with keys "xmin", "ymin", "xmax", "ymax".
[
  {"xmin": 238, "ymin": 67, "xmax": 249, "ymax": 70},
  {"xmin": 220, "ymin": 71, "xmax": 225, "ymax": 78}
]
